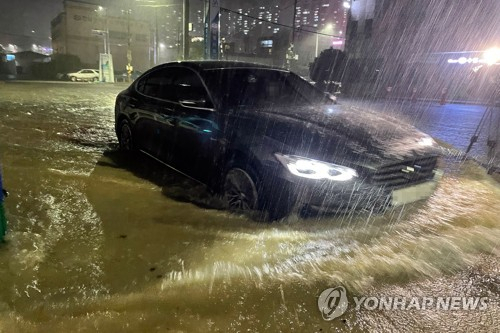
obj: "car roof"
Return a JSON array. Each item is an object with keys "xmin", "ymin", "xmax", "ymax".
[{"xmin": 157, "ymin": 60, "xmax": 288, "ymax": 72}]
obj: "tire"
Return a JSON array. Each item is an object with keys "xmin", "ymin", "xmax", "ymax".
[
  {"xmin": 92, "ymin": 77, "xmax": 98, "ymax": 82},
  {"xmin": 223, "ymin": 168, "xmax": 259, "ymax": 213},
  {"xmin": 223, "ymin": 165, "xmax": 294, "ymax": 221},
  {"xmin": 70, "ymin": 76, "xmax": 77, "ymax": 82},
  {"xmin": 118, "ymin": 120, "xmax": 134, "ymax": 151}
]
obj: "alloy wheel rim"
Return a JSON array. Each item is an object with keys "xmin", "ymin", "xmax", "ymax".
[
  {"xmin": 224, "ymin": 169, "xmax": 258, "ymax": 211},
  {"xmin": 120, "ymin": 124, "xmax": 132, "ymax": 150}
]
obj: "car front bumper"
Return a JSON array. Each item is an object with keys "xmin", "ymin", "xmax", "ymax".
[{"xmin": 271, "ymin": 169, "xmax": 442, "ymax": 216}]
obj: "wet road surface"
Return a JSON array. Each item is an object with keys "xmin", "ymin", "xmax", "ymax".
[
  {"xmin": 0, "ymin": 81, "xmax": 498, "ymax": 332},
  {"xmin": 342, "ymin": 98, "xmax": 500, "ymax": 170}
]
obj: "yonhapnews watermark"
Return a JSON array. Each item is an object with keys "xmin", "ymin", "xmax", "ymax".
[{"xmin": 318, "ymin": 286, "xmax": 489, "ymax": 321}]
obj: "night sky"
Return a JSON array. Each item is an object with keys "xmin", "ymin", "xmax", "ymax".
[{"xmin": 0, "ymin": 0, "xmax": 63, "ymax": 48}]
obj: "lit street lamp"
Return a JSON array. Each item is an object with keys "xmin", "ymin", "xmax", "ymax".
[
  {"xmin": 158, "ymin": 42, "xmax": 166, "ymax": 62},
  {"xmin": 91, "ymin": 29, "xmax": 108, "ymax": 54},
  {"xmin": 93, "ymin": 5, "xmax": 114, "ymax": 83},
  {"xmin": 316, "ymin": 23, "xmax": 334, "ymax": 57},
  {"xmin": 136, "ymin": 0, "xmax": 189, "ymax": 63},
  {"xmin": 301, "ymin": 23, "xmax": 335, "ymax": 58},
  {"xmin": 95, "ymin": 6, "xmax": 110, "ymax": 54},
  {"xmin": 483, "ymin": 47, "xmax": 500, "ymax": 65}
]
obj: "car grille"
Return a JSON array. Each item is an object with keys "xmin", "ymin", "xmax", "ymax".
[{"xmin": 370, "ymin": 156, "xmax": 438, "ymax": 188}]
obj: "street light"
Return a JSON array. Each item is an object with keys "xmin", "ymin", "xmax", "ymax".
[
  {"xmin": 158, "ymin": 42, "xmax": 166, "ymax": 62},
  {"xmin": 95, "ymin": 6, "xmax": 110, "ymax": 55},
  {"xmin": 483, "ymin": 47, "xmax": 500, "ymax": 65},
  {"xmin": 93, "ymin": 5, "xmax": 114, "ymax": 82},
  {"xmin": 316, "ymin": 23, "xmax": 334, "ymax": 57},
  {"xmin": 136, "ymin": 0, "xmax": 189, "ymax": 63},
  {"xmin": 91, "ymin": 28, "xmax": 108, "ymax": 53},
  {"xmin": 301, "ymin": 23, "xmax": 335, "ymax": 58}
]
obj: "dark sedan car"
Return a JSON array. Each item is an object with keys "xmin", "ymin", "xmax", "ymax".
[{"xmin": 115, "ymin": 61, "xmax": 441, "ymax": 220}]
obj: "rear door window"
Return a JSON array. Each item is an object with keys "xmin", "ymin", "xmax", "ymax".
[
  {"xmin": 136, "ymin": 68, "xmax": 176, "ymax": 101},
  {"xmin": 173, "ymin": 68, "xmax": 213, "ymax": 108}
]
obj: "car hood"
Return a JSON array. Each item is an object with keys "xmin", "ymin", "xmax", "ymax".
[{"xmin": 233, "ymin": 103, "xmax": 441, "ymax": 169}]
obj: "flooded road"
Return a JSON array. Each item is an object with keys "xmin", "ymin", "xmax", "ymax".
[
  {"xmin": 343, "ymin": 98, "xmax": 500, "ymax": 168},
  {"xmin": 0, "ymin": 82, "xmax": 498, "ymax": 332}
]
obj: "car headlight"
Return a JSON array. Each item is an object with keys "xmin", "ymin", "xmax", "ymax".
[
  {"xmin": 418, "ymin": 136, "xmax": 436, "ymax": 146},
  {"xmin": 274, "ymin": 154, "xmax": 358, "ymax": 181}
]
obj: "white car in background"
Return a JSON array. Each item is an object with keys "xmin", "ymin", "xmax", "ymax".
[{"xmin": 66, "ymin": 69, "xmax": 100, "ymax": 82}]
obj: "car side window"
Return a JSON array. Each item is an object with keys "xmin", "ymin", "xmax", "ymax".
[
  {"xmin": 137, "ymin": 68, "xmax": 175, "ymax": 100},
  {"xmin": 136, "ymin": 75, "xmax": 147, "ymax": 93},
  {"xmin": 173, "ymin": 69, "xmax": 213, "ymax": 108}
]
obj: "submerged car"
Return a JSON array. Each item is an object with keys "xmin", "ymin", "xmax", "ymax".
[{"xmin": 114, "ymin": 61, "xmax": 441, "ymax": 220}]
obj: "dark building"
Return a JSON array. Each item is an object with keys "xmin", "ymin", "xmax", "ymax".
[
  {"xmin": 218, "ymin": 1, "xmax": 350, "ymax": 74},
  {"xmin": 11, "ymin": 51, "xmax": 51, "ymax": 78},
  {"xmin": 51, "ymin": 0, "xmax": 151, "ymax": 72},
  {"xmin": 0, "ymin": 50, "xmax": 16, "ymax": 79}
]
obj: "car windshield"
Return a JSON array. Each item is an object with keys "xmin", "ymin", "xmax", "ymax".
[{"xmin": 202, "ymin": 68, "xmax": 330, "ymax": 108}]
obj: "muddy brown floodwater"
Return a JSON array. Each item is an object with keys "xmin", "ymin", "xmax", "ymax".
[{"xmin": 0, "ymin": 82, "xmax": 498, "ymax": 332}]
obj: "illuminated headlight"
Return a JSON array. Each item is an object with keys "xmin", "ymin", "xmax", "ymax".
[
  {"xmin": 418, "ymin": 136, "xmax": 436, "ymax": 146},
  {"xmin": 275, "ymin": 154, "xmax": 358, "ymax": 181}
]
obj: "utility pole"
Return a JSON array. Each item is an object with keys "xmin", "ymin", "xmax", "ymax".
[
  {"xmin": 125, "ymin": 9, "xmax": 133, "ymax": 82},
  {"xmin": 105, "ymin": 8, "xmax": 110, "ymax": 56},
  {"xmin": 94, "ymin": 5, "xmax": 114, "ymax": 82},
  {"xmin": 205, "ymin": 0, "xmax": 220, "ymax": 59},
  {"xmin": 183, "ymin": 0, "xmax": 189, "ymax": 59},
  {"xmin": 137, "ymin": 1, "xmax": 185, "ymax": 64},
  {"xmin": 291, "ymin": 0, "xmax": 298, "ymax": 43},
  {"xmin": 155, "ymin": 8, "xmax": 159, "ymax": 65}
]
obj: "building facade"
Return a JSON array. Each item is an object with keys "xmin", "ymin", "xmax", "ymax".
[
  {"xmin": 51, "ymin": 0, "xmax": 151, "ymax": 72},
  {"xmin": 150, "ymin": 2, "xmax": 206, "ymax": 62},
  {"xmin": 217, "ymin": 1, "xmax": 349, "ymax": 73},
  {"xmin": 292, "ymin": 0, "xmax": 349, "ymax": 71}
]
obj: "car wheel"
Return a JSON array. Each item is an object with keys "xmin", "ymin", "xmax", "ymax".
[
  {"xmin": 223, "ymin": 168, "xmax": 259, "ymax": 213},
  {"xmin": 223, "ymin": 165, "xmax": 293, "ymax": 221},
  {"xmin": 70, "ymin": 76, "xmax": 77, "ymax": 82},
  {"xmin": 92, "ymin": 77, "xmax": 98, "ymax": 82},
  {"xmin": 118, "ymin": 120, "xmax": 134, "ymax": 151}
]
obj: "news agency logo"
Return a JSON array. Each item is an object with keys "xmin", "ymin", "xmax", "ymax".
[
  {"xmin": 317, "ymin": 286, "xmax": 348, "ymax": 321},
  {"xmin": 318, "ymin": 286, "xmax": 490, "ymax": 321}
]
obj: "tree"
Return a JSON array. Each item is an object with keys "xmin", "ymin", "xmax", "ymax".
[{"xmin": 309, "ymin": 48, "xmax": 346, "ymax": 92}]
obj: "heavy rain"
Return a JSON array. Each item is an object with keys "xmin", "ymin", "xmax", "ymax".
[{"xmin": 1, "ymin": 0, "xmax": 499, "ymax": 332}]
